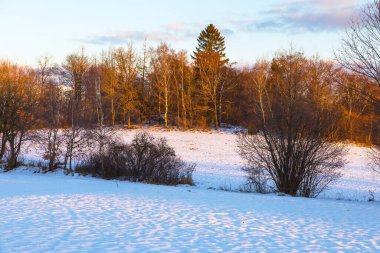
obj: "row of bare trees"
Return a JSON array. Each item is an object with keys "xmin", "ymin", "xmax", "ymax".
[
  {"xmin": 38, "ymin": 45, "xmax": 380, "ymax": 140},
  {"xmin": 72, "ymin": 44, "xmax": 199, "ymax": 129},
  {"xmin": 0, "ymin": 45, "xmax": 379, "ymax": 169}
]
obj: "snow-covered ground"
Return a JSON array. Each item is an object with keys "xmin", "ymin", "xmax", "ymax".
[
  {"xmin": 118, "ymin": 128, "xmax": 380, "ymax": 201},
  {"xmin": 1, "ymin": 128, "xmax": 380, "ymax": 252}
]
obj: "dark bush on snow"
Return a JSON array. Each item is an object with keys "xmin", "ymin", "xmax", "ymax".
[{"xmin": 76, "ymin": 132, "xmax": 195, "ymax": 185}]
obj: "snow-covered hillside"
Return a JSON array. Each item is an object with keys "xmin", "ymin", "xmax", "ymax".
[
  {"xmin": 1, "ymin": 128, "xmax": 379, "ymax": 252},
  {"xmin": 24, "ymin": 128, "xmax": 380, "ymax": 201}
]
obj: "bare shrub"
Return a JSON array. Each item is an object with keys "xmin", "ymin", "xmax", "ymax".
[
  {"xmin": 238, "ymin": 135, "xmax": 344, "ymax": 198},
  {"xmin": 77, "ymin": 132, "xmax": 195, "ymax": 185},
  {"xmin": 75, "ymin": 143, "xmax": 125, "ymax": 178}
]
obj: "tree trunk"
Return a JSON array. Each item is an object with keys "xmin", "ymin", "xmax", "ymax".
[
  {"xmin": 181, "ymin": 82, "xmax": 187, "ymax": 129},
  {"xmin": 214, "ymin": 100, "xmax": 219, "ymax": 129},
  {"xmin": 218, "ymin": 94, "xmax": 222, "ymax": 127},
  {"xmin": 164, "ymin": 84, "xmax": 168, "ymax": 128},
  {"xmin": 158, "ymin": 92, "xmax": 161, "ymax": 123},
  {"xmin": 128, "ymin": 111, "xmax": 131, "ymax": 129},
  {"xmin": 0, "ymin": 133, "xmax": 7, "ymax": 161},
  {"xmin": 176, "ymin": 83, "xmax": 180, "ymax": 127},
  {"xmin": 111, "ymin": 98, "xmax": 115, "ymax": 126},
  {"xmin": 7, "ymin": 135, "xmax": 17, "ymax": 170}
]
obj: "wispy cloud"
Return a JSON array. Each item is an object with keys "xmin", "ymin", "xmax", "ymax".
[
  {"xmin": 87, "ymin": 22, "xmax": 233, "ymax": 45},
  {"xmin": 86, "ymin": 0, "xmax": 362, "ymax": 46},
  {"xmin": 231, "ymin": 0, "xmax": 361, "ymax": 33},
  {"xmin": 88, "ymin": 30, "xmax": 178, "ymax": 45}
]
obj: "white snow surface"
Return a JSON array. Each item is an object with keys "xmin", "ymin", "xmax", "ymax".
[{"xmin": 1, "ymin": 128, "xmax": 380, "ymax": 252}]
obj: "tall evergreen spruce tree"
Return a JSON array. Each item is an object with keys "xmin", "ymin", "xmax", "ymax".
[
  {"xmin": 193, "ymin": 24, "xmax": 229, "ymax": 129},
  {"xmin": 193, "ymin": 24, "xmax": 229, "ymax": 66}
]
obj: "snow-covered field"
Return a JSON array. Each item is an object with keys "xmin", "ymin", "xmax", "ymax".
[{"xmin": 1, "ymin": 128, "xmax": 380, "ymax": 252}]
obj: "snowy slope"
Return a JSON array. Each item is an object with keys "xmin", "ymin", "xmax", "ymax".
[
  {"xmin": 0, "ymin": 170, "xmax": 379, "ymax": 253},
  {"xmin": 1, "ymin": 128, "xmax": 380, "ymax": 252},
  {"xmin": 18, "ymin": 127, "xmax": 380, "ymax": 201}
]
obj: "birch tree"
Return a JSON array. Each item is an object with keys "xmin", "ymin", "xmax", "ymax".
[{"xmin": 151, "ymin": 43, "xmax": 173, "ymax": 128}]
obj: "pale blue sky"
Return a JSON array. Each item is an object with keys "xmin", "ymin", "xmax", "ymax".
[{"xmin": 0, "ymin": 0, "xmax": 366, "ymax": 66}]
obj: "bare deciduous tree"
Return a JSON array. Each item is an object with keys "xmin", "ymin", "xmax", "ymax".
[
  {"xmin": 336, "ymin": 0, "xmax": 380, "ymax": 108},
  {"xmin": 337, "ymin": 0, "xmax": 380, "ymax": 172},
  {"xmin": 62, "ymin": 50, "xmax": 90, "ymax": 174},
  {"xmin": 100, "ymin": 50, "xmax": 118, "ymax": 126},
  {"xmin": 337, "ymin": 0, "xmax": 380, "ymax": 87},
  {"xmin": 88, "ymin": 65, "xmax": 115, "ymax": 177},
  {"xmin": 196, "ymin": 52, "xmax": 226, "ymax": 129},
  {"xmin": 171, "ymin": 50, "xmax": 194, "ymax": 128},
  {"xmin": 238, "ymin": 50, "xmax": 345, "ymax": 197},
  {"xmin": 36, "ymin": 56, "xmax": 65, "ymax": 171},
  {"xmin": 151, "ymin": 43, "xmax": 173, "ymax": 127},
  {"xmin": 0, "ymin": 62, "xmax": 38, "ymax": 169},
  {"xmin": 114, "ymin": 46, "xmax": 139, "ymax": 128}
]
